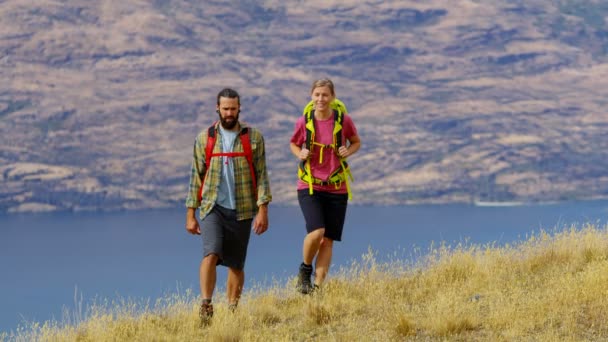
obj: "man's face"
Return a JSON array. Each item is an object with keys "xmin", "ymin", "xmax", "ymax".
[{"xmin": 217, "ymin": 97, "xmax": 240, "ymax": 130}]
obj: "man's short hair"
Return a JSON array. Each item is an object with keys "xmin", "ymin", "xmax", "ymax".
[{"xmin": 217, "ymin": 88, "xmax": 240, "ymax": 105}]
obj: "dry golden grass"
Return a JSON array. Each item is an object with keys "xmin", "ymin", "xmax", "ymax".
[{"xmin": 5, "ymin": 223, "xmax": 608, "ymax": 341}]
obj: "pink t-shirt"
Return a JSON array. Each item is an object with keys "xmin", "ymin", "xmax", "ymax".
[{"xmin": 290, "ymin": 114, "xmax": 358, "ymax": 193}]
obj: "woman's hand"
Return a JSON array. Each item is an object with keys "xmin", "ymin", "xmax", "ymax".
[
  {"xmin": 339, "ymin": 136, "xmax": 360, "ymax": 159},
  {"xmin": 299, "ymin": 148, "xmax": 311, "ymax": 161},
  {"xmin": 338, "ymin": 146, "xmax": 350, "ymax": 158}
]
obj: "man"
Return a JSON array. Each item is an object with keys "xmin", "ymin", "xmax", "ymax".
[{"xmin": 185, "ymin": 88, "xmax": 272, "ymax": 325}]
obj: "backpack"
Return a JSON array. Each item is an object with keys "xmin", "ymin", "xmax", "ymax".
[
  {"xmin": 298, "ymin": 99, "xmax": 354, "ymax": 199},
  {"xmin": 197, "ymin": 123, "xmax": 256, "ymax": 202}
]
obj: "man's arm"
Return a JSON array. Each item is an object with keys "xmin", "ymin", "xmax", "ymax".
[
  {"xmin": 252, "ymin": 203, "xmax": 268, "ymax": 235},
  {"xmin": 251, "ymin": 129, "xmax": 271, "ymax": 234},
  {"xmin": 185, "ymin": 207, "xmax": 201, "ymax": 235},
  {"xmin": 185, "ymin": 132, "xmax": 207, "ymax": 209},
  {"xmin": 253, "ymin": 131, "xmax": 272, "ymax": 207},
  {"xmin": 185, "ymin": 132, "xmax": 206, "ymax": 235}
]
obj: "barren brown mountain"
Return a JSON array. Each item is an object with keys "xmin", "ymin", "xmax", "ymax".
[{"xmin": 2, "ymin": 0, "xmax": 608, "ymax": 213}]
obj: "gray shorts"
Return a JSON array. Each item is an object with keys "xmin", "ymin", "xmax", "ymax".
[{"xmin": 201, "ymin": 205, "xmax": 253, "ymax": 270}]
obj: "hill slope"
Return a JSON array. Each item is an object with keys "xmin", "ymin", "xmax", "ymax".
[
  {"xmin": 2, "ymin": 0, "xmax": 608, "ymax": 212},
  {"xmin": 9, "ymin": 225, "xmax": 608, "ymax": 340}
]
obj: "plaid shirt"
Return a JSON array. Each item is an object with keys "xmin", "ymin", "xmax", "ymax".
[{"xmin": 185, "ymin": 121, "xmax": 272, "ymax": 220}]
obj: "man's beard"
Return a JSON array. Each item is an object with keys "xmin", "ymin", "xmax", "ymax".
[{"xmin": 219, "ymin": 113, "xmax": 239, "ymax": 129}]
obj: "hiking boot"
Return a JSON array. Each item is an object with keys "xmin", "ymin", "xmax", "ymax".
[
  {"xmin": 296, "ymin": 262, "xmax": 313, "ymax": 294},
  {"xmin": 199, "ymin": 302, "xmax": 213, "ymax": 326}
]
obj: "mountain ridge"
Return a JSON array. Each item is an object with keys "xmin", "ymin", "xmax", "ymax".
[{"xmin": 2, "ymin": 0, "xmax": 608, "ymax": 213}]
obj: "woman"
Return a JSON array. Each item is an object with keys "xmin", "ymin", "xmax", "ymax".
[{"xmin": 290, "ymin": 78, "xmax": 361, "ymax": 294}]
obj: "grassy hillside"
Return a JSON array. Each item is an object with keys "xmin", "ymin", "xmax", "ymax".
[{"xmin": 5, "ymin": 224, "xmax": 608, "ymax": 341}]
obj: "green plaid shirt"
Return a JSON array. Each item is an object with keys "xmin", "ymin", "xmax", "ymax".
[{"xmin": 185, "ymin": 121, "xmax": 272, "ymax": 220}]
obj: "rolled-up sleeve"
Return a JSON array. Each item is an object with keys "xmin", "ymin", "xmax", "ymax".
[
  {"xmin": 185, "ymin": 132, "xmax": 206, "ymax": 208},
  {"xmin": 254, "ymin": 131, "xmax": 272, "ymax": 207}
]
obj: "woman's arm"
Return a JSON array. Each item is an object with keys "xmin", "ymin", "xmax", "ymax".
[
  {"xmin": 338, "ymin": 135, "xmax": 360, "ymax": 158},
  {"xmin": 290, "ymin": 142, "xmax": 310, "ymax": 161}
]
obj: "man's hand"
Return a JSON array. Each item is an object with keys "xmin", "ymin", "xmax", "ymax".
[
  {"xmin": 186, "ymin": 208, "xmax": 201, "ymax": 235},
  {"xmin": 252, "ymin": 204, "xmax": 269, "ymax": 235}
]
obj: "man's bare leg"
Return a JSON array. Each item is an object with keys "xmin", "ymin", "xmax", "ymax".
[
  {"xmin": 227, "ymin": 267, "xmax": 245, "ymax": 308},
  {"xmin": 199, "ymin": 254, "xmax": 218, "ymax": 323},
  {"xmin": 200, "ymin": 254, "xmax": 219, "ymax": 300}
]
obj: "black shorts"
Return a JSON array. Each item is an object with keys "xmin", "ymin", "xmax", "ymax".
[
  {"xmin": 200, "ymin": 205, "xmax": 253, "ymax": 270},
  {"xmin": 297, "ymin": 189, "xmax": 348, "ymax": 241}
]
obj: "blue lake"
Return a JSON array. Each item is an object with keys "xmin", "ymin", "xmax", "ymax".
[{"xmin": 2, "ymin": 201, "xmax": 608, "ymax": 333}]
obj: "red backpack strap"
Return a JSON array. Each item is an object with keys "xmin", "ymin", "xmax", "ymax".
[
  {"xmin": 198, "ymin": 124, "xmax": 217, "ymax": 202},
  {"xmin": 198, "ymin": 124, "xmax": 257, "ymax": 202},
  {"xmin": 205, "ymin": 125, "xmax": 217, "ymax": 172},
  {"xmin": 239, "ymin": 128, "xmax": 257, "ymax": 200}
]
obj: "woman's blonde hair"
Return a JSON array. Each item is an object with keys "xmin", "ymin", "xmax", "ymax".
[{"xmin": 310, "ymin": 78, "xmax": 335, "ymax": 96}]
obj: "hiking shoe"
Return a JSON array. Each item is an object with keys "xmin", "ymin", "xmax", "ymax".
[
  {"xmin": 296, "ymin": 263, "xmax": 313, "ymax": 294},
  {"xmin": 199, "ymin": 302, "xmax": 213, "ymax": 326}
]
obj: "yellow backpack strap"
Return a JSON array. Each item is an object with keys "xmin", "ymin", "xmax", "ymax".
[
  {"xmin": 330, "ymin": 99, "xmax": 346, "ymax": 150},
  {"xmin": 302, "ymin": 101, "xmax": 315, "ymax": 194},
  {"xmin": 332, "ymin": 98, "xmax": 348, "ymax": 114},
  {"xmin": 303, "ymin": 100, "xmax": 315, "ymax": 117},
  {"xmin": 332, "ymin": 109, "xmax": 344, "ymax": 150},
  {"xmin": 340, "ymin": 159, "xmax": 353, "ymax": 200},
  {"xmin": 331, "ymin": 99, "xmax": 352, "ymax": 199},
  {"xmin": 305, "ymin": 161, "xmax": 313, "ymax": 194},
  {"xmin": 303, "ymin": 102, "xmax": 315, "ymax": 150}
]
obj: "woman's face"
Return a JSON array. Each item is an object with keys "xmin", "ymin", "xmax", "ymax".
[{"xmin": 311, "ymin": 86, "xmax": 334, "ymax": 113}]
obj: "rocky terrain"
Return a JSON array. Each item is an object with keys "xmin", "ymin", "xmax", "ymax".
[{"xmin": 2, "ymin": 0, "xmax": 608, "ymax": 213}]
